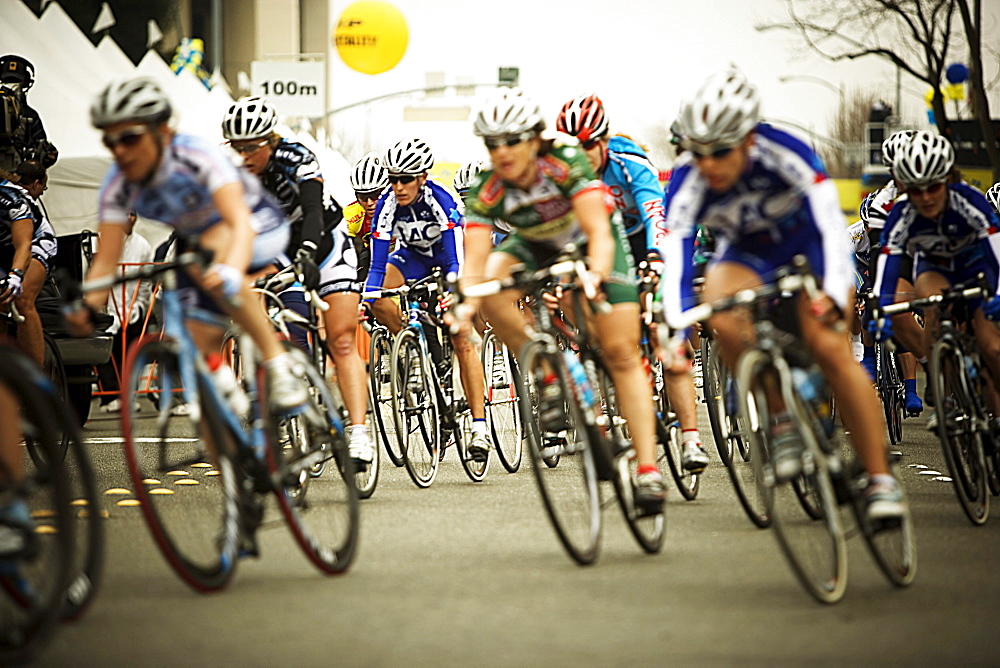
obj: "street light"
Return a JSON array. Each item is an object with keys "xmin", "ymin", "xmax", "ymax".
[{"xmin": 778, "ymin": 74, "xmax": 845, "ymax": 108}]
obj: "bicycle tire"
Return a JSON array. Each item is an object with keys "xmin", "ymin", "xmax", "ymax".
[
  {"xmin": 984, "ymin": 434, "xmax": 1000, "ymax": 497},
  {"xmin": 353, "ymin": 396, "xmax": 380, "ymax": 500},
  {"xmin": 0, "ymin": 352, "xmax": 75, "ymax": 663},
  {"xmin": 877, "ymin": 343, "xmax": 904, "ymax": 446},
  {"xmin": 265, "ymin": 348, "xmax": 359, "ymax": 574},
  {"xmin": 369, "ymin": 327, "xmax": 403, "ymax": 467},
  {"xmin": 23, "ymin": 333, "xmax": 70, "ymax": 468},
  {"xmin": 737, "ymin": 349, "xmax": 847, "ymax": 604},
  {"xmin": 652, "ymin": 361, "xmax": 699, "ymax": 501},
  {"xmin": 702, "ymin": 337, "xmax": 770, "ymax": 528},
  {"xmin": 121, "ymin": 335, "xmax": 240, "ymax": 592},
  {"xmin": 391, "ymin": 328, "xmax": 441, "ymax": 488},
  {"xmin": 482, "ymin": 331, "xmax": 522, "ymax": 473},
  {"xmin": 518, "ymin": 339, "xmax": 601, "ymax": 565},
  {"xmin": 929, "ymin": 341, "xmax": 989, "ymax": 525},
  {"xmin": 454, "ymin": 405, "xmax": 489, "ymax": 482}
]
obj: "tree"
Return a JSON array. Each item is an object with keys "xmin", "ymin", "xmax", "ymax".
[
  {"xmin": 821, "ymin": 88, "xmax": 881, "ymax": 178},
  {"xmin": 758, "ymin": 0, "xmax": 999, "ymax": 181}
]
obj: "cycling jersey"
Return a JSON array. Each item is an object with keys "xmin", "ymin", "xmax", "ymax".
[
  {"xmin": 364, "ymin": 179, "xmax": 461, "ymax": 292},
  {"xmin": 0, "ymin": 179, "xmax": 55, "ymax": 270},
  {"xmin": 874, "ymin": 183, "xmax": 1000, "ymax": 306},
  {"xmin": 659, "ymin": 123, "xmax": 854, "ymax": 328},
  {"xmin": 98, "ymin": 133, "xmax": 284, "ymax": 238},
  {"xmin": 601, "ymin": 135, "xmax": 667, "ymax": 256},
  {"xmin": 847, "ymin": 219, "xmax": 870, "ymax": 266},
  {"xmin": 865, "ymin": 181, "xmax": 901, "ymax": 233}
]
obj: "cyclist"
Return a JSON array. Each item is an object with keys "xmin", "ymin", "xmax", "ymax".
[
  {"xmin": 363, "ymin": 138, "xmax": 491, "ymax": 462},
  {"xmin": 346, "ymin": 152, "xmax": 389, "ymax": 285},
  {"xmin": 986, "ymin": 181, "xmax": 999, "ymax": 215},
  {"xmin": 0, "ymin": 160, "xmax": 56, "ymax": 368},
  {"xmin": 556, "ymin": 94, "xmax": 708, "ymax": 473},
  {"xmin": 659, "ymin": 67, "xmax": 904, "ymax": 521},
  {"xmin": 871, "ymin": 131, "xmax": 1000, "ymax": 428},
  {"xmin": 453, "ymin": 87, "xmax": 665, "ymax": 513},
  {"xmin": 221, "ymin": 96, "xmax": 373, "ymax": 466},
  {"xmin": 68, "ymin": 76, "xmax": 308, "ymax": 414}
]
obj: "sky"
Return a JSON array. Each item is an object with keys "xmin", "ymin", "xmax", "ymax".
[{"xmin": 321, "ymin": 0, "xmax": 1000, "ymax": 169}]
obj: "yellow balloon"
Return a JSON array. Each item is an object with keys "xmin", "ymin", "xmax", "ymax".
[{"xmin": 333, "ymin": 1, "xmax": 408, "ymax": 75}]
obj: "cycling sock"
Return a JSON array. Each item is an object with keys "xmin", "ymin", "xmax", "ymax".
[
  {"xmin": 904, "ymin": 378, "xmax": 918, "ymax": 394},
  {"xmin": 861, "ymin": 345, "xmax": 877, "ymax": 381},
  {"xmin": 637, "ymin": 464, "xmax": 659, "ymax": 476},
  {"xmin": 869, "ymin": 473, "xmax": 897, "ymax": 487},
  {"xmin": 264, "ymin": 352, "xmax": 293, "ymax": 370},
  {"xmin": 681, "ymin": 429, "xmax": 701, "ymax": 447},
  {"xmin": 471, "ymin": 418, "xmax": 486, "ymax": 436}
]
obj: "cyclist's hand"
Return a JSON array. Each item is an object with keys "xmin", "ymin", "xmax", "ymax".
[
  {"xmin": 63, "ymin": 301, "xmax": 96, "ymax": 338},
  {"xmin": 983, "ymin": 295, "xmax": 1000, "ymax": 321},
  {"xmin": 445, "ymin": 302, "xmax": 476, "ymax": 339},
  {"xmin": 205, "ymin": 263, "xmax": 245, "ymax": 298},
  {"xmin": 542, "ymin": 285, "xmax": 562, "ymax": 311},
  {"xmin": 0, "ymin": 274, "xmax": 22, "ymax": 303},
  {"xmin": 866, "ymin": 314, "xmax": 893, "ymax": 342},
  {"xmin": 294, "ymin": 246, "xmax": 320, "ymax": 291},
  {"xmin": 439, "ymin": 292, "xmax": 454, "ymax": 311}
]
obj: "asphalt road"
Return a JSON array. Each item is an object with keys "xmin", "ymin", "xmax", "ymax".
[{"xmin": 37, "ymin": 398, "xmax": 1000, "ymax": 666}]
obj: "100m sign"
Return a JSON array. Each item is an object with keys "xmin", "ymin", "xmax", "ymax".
[
  {"xmin": 250, "ymin": 61, "xmax": 326, "ymax": 117},
  {"xmin": 260, "ymin": 80, "xmax": 319, "ymax": 96}
]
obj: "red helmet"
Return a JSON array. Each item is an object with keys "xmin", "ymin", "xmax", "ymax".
[{"xmin": 556, "ymin": 94, "xmax": 609, "ymax": 143}]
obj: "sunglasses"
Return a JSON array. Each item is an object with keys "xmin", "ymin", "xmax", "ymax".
[
  {"xmin": 229, "ymin": 139, "xmax": 269, "ymax": 155},
  {"xmin": 387, "ymin": 174, "xmax": 418, "ymax": 185},
  {"xmin": 484, "ymin": 132, "xmax": 533, "ymax": 150},
  {"xmin": 581, "ymin": 138, "xmax": 602, "ymax": 151},
  {"xmin": 905, "ymin": 182, "xmax": 946, "ymax": 197},
  {"xmin": 690, "ymin": 145, "xmax": 735, "ymax": 161},
  {"xmin": 355, "ymin": 190, "xmax": 381, "ymax": 202},
  {"xmin": 102, "ymin": 125, "xmax": 149, "ymax": 150}
]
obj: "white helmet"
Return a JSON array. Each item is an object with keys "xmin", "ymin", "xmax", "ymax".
[
  {"xmin": 677, "ymin": 67, "xmax": 760, "ymax": 151},
  {"xmin": 91, "ymin": 76, "xmax": 172, "ymax": 129},
  {"xmin": 892, "ymin": 131, "xmax": 954, "ymax": 187},
  {"xmin": 350, "ymin": 152, "xmax": 389, "ymax": 191},
  {"xmin": 453, "ymin": 161, "xmax": 484, "ymax": 192},
  {"xmin": 881, "ymin": 130, "xmax": 915, "ymax": 167},
  {"xmin": 222, "ymin": 96, "xmax": 277, "ymax": 140},
  {"xmin": 473, "ymin": 87, "xmax": 544, "ymax": 137},
  {"xmin": 985, "ymin": 182, "xmax": 1000, "ymax": 214},
  {"xmin": 384, "ymin": 138, "xmax": 434, "ymax": 175}
]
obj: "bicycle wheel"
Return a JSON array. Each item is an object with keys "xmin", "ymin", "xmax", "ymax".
[
  {"xmin": 482, "ymin": 331, "xmax": 522, "ymax": 473},
  {"xmin": 121, "ymin": 335, "xmax": 240, "ymax": 592},
  {"xmin": 353, "ymin": 397, "xmax": 380, "ymax": 500},
  {"xmin": 369, "ymin": 327, "xmax": 403, "ymax": 467},
  {"xmin": 846, "ymin": 460, "xmax": 917, "ymax": 587},
  {"xmin": 0, "ymin": 354, "xmax": 75, "ymax": 663},
  {"xmin": 453, "ymin": 403, "xmax": 489, "ymax": 482},
  {"xmin": 737, "ymin": 349, "xmax": 847, "ymax": 604},
  {"xmin": 265, "ymin": 348, "xmax": 359, "ymax": 574},
  {"xmin": 929, "ymin": 342, "xmax": 988, "ymax": 525},
  {"xmin": 877, "ymin": 343, "xmax": 904, "ymax": 446},
  {"xmin": 651, "ymin": 358, "xmax": 699, "ymax": 501},
  {"xmin": 518, "ymin": 339, "xmax": 601, "ymax": 565},
  {"xmin": 702, "ymin": 337, "xmax": 770, "ymax": 528},
  {"xmin": 391, "ymin": 329, "xmax": 441, "ymax": 488}
]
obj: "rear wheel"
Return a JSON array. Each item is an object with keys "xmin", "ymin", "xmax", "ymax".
[
  {"xmin": 391, "ymin": 329, "xmax": 440, "ymax": 488},
  {"xmin": 482, "ymin": 331, "xmax": 522, "ymax": 473},
  {"xmin": 369, "ymin": 327, "xmax": 403, "ymax": 467},
  {"xmin": 930, "ymin": 342, "xmax": 988, "ymax": 525},
  {"xmin": 652, "ymin": 358, "xmax": 699, "ymax": 501},
  {"xmin": 877, "ymin": 343, "xmax": 904, "ymax": 445},
  {"xmin": 454, "ymin": 404, "xmax": 488, "ymax": 482},
  {"xmin": 518, "ymin": 339, "xmax": 600, "ymax": 565},
  {"xmin": 737, "ymin": 349, "xmax": 846, "ymax": 604},
  {"xmin": 121, "ymin": 335, "xmax": 240, "ymax": 592},
  {"xmin": 848, "ymin": 459, "xmax": 917, "ymax": 588}
]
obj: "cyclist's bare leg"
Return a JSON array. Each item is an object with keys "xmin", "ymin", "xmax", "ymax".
[
  {"xmin": 452, "ymin": 332, "xmax": 486, "ymax": 420},
  {"xmin": 480, "ymin": 251, "xmax": 532, "ymax": 355},
  {"xmin": 371, "ymin": 264, "xmax": 405, "ymax": 335},
  {"xmin": 593, "ymin": 302, "xmax": 658, "ymax": 469},
  {"xmin": 798, "ymin": 290, "xmax": 889, "ymax": 475},
  {"xmin": 664, "ymin": 364, "xmax": 699, "ymax": 433},
  {"xmin": 890, "ymin": 277, "xmax": 924, "ymax": 356},
  {"xmin": 899, "ymin": 352, "xmax": 917, "ymax": 381},
  {"xmin": 0, "ymin": 386, "xmax": 22, "ymax": 485},
  {"xmin": 972, "ymin": 309, "xmax": 1000, "ymax": 392},
  {"xmin": 13, "ymin": 258, "xmax": 46, "ymax": 368},
  {"xmin": 914, "ymin": 271, "xmax": 950, "ymax": 360},
  {"xmin": 700, "ymin": 261, "xmax": 761, "ymax": 371},
  {"xmin": 323, "ymin": 291, "xmax": 368, "ymax": 424}
]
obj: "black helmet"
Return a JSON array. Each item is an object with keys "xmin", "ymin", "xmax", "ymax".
[{"xmin": 0, "ymin": 55, "xmax": 35, "ymax": 91}]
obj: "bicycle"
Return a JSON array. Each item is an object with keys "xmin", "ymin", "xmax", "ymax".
[
  {"xmin": 367, "ymin": 270, "xmax": 486, "ymax": 488},
  {"xmin": 675, "ymin": 257, "xmax": 916, "ymax": 603},
  {"xmin": 367, "ymin": 316, "xmax": 403, "ymax": 468},
  {"xmin": 0, "ymin": 311, "xmax": 102, "ymax": 661},
  {"xmin": 248, "ymin": 267, "xmax": 379, "ymax": 499},
  {"xmin": 878, "ymin": 277, "xmax": 1000, "ymax": 525},
  {"xmin": 80, "ymin": 251, "xmax": 359, "ymax": 592},
  {"xmin": 481, "ymin": 327, "xmax": 522, "ymax": 473},
  {"xmin": 463, "ymin": 251, "xmax": 664, "ymax": 565}
]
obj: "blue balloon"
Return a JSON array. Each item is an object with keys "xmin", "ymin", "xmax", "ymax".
[{"xmin": 946, "ymin": 63, "xmax": 969, "ymax": 84}]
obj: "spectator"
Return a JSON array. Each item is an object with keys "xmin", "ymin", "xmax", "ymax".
[{"xmin": 0, "ymin": 55, "xmax": 57, "ymax": 170}]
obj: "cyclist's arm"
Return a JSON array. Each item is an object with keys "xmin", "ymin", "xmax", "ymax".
[
  {"xmin": 8, "ymin": 217, "xmax": 33, "ymax": 276},
  {"xmin": 623, "ymin": 160, "xmax": 668, "ymax": 256},
  {"xmin": 200, "ymin": 182, "xmax": 255, "ymax": 273},
  {"xmin": 872, "ymin": 207, "xmax": 905, "ymax": 308},
  {"xmin": 573, "ymin": 188, "xmax": 614, "ymax": 281},
  {"xmin": 439, "ymin": 215, "xmax": 461, "ymax": 278},
  {"xmin": 297, "ymin": 178, "xmax": 326, "ymax": 250}
]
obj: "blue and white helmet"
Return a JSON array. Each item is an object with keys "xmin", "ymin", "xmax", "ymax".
[
  {"xmin": 453, "ymin": 161, "xmax": 484, "ymax": 192},
  {"xmin": 384, "ymin": 138, "xmax": 434, "ymax": 175},
  {"xmin": 986, "ymin": 182, "xmax": 1000, "ymax": 215},
  {"xmin": 677, "ymin": 66, "xmax": 760, "ymax": 151},
  {"xmin": 892, "ymin": 131, "xmax": 954, "ymax": 187}
]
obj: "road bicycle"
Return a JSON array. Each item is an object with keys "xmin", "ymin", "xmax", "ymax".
[
  {"xmin": 879, "ymin": 277, "xmax": 1000, "ymax": 525},
  {"xmin": 463, "ymin": 250, "xmax": 664, "ymax": 565},
  {"xmin": 481, "ymin": 327, "xmax": 522, "ymax": 473},
  {"xmin": 249, "ymin": 267, "xmax": 378, "ymax": 499},
  {"xmin": 82, "ymin": 251, "xmax": 358, "ymax": 592},
  {"xmin": 367, "ymin": 317, "xmax": 403, "ymax": 468},
  {"xmin": 366, "ymin": 270, "xmax": 486, "ymax": 488},
  {"xmin": 0, "ymin": 303, "xmax": 102, "ymax": 661},
  {"xmin": 676, "ymin": 257, "xmax": 916, "ymax": 603}
]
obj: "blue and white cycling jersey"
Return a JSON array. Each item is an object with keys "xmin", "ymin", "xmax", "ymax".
[
  {"xmin": 874, "ymin": 182, "xmax": 1000, "ymax": 305},
  {"xmin": 98, "ymin": 133, "xmax": 284, "ymax": 237},
  {"xmin": 602, "ymin": 135, "xmax": 667, "ymax": 255},
  {"xmin": 659, "ymin": 123, "xmax": 854, "ymax": 329},
  {"xmin": 364, "ymin": 179, "xmax": 462, "ymax": 292}
]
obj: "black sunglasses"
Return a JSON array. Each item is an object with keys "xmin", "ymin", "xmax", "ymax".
[
  {"xmin": 581, "ymin": 138, "xmax": 602, "ymax": 150},
  {"xmin": 355, "ymin": 190, "xmax": 381, "ymax": 202},
  {"xmin": 102, "ymin": 125, "xmax": 149, "ymax": 150},
  {"xmin": 387, "ymin": 174, "xmax": 418, "ymax": 185},
  {"xmin": 484, "ymin": 131, "xmax": 533, "ymax": 150},
  {"xmin": 690, "ymin": 145, "xmax": 735, "ymax": 161}
]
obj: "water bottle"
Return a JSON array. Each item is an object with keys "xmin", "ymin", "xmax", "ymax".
[
  {"xmin": 964, "ymin": 355, "xmax": 978, "ymax": 382},
  {"xmin": 206, "ymin": 353, "xmax": 250, "ymax": 417},
  {"xmin": 562, "ymin": 350, "xmax": 595, "ymax": 409},
  {"xmin": 791, "ymin": 367, "xmax": 819, "ymax": 404},
  {"xmin": 792, "ymin": 366, "xmax": 834, "ymax": 439}
]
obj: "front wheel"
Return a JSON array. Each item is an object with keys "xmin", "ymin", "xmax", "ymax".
[
  {"xmin": 391, "ymin": 329, "xmax": 441, "ymax": 488},
  {"xmin": 369, "ymin": 327, "xmax": 403, "ymax": 467},
  {"xmin": 482, "ymin": 331, "xmax": 522, "ymax": 473}
]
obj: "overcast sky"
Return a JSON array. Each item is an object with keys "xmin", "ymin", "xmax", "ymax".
[{"xmin": 322, "ymin": 0, "xmax": 1000, "ymax": 167}]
